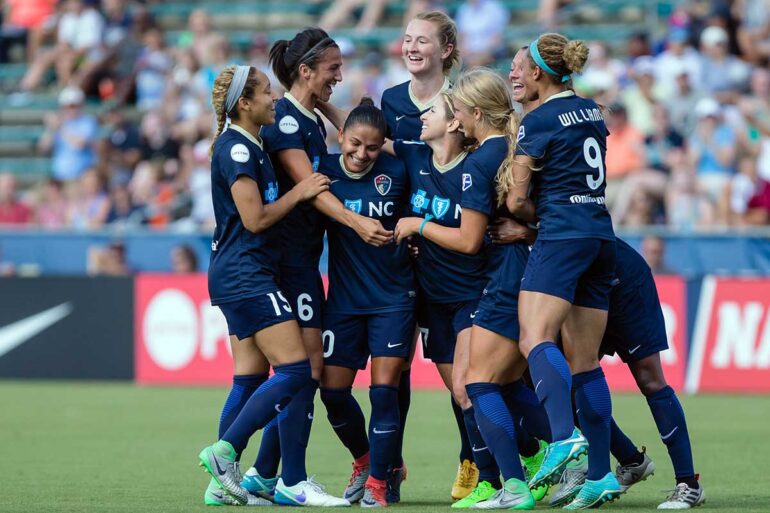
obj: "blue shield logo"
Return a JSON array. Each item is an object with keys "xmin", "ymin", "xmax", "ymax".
[
  {"xmin": 264, "ymin": 182, "xmax": 279, "ymax": 203},
  {"xmin": 374, "ymin": 174, "xmax": 392, "ymax": 196},
  {"xmin": 344, "ymin": 199, "xmax": 362, "ymax": 214},
  {"xmin": 411, "ymin": 189, "xmax": 428, "ymax": 214},
  {"xmin": 431, "ymin": 196, "xmax": 450, "ymax": 219}
]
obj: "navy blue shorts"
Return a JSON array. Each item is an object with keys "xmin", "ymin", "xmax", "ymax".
[
  {"xmin": 473, "ymin": 243, "xmax": 528, "ymax": 341},
  {"xmin": 521, "ymin": 238, "xmax": 616, "ymax": 310},
  {"xmin": 422, "ymin": 299, "xmax": 478, "ymax": 363},
  {"xmin": 218, "ymin": 289, "xmax": 296, "ymax": 340},
  {"xmin": 279, "ymin": 265, "xmax": 325, "ymax": 329},
  {"xmin": 601, "ymin": 270, "xmax": 668, "ymax": 363},
  {"xmin": 322, "ymin": 310, "xmax": 416, "ymax": 370},
  {"xmin": 473, "ymin": 301, "xmax": 520, "ymax": 342}
]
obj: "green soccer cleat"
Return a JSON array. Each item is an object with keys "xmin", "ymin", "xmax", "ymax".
[
  {"xmin": 563, "ymin": 472, "xmax": 624, "ymax": 510},
  {"xmin": 471, "ymin": 478, "xmax": 535, "ymax": 510},
  {"xmin": 452, "ymin": 481, "xmax": 498, "ymax": 509},
  {"xmin": 528, "ymin": 428, "xmax": 587, "ymax": 490},
  {"xmin": 521, "ymin": 439, "xmax": 550, "ymax": 501},
  {"xmin": 199, "ymin": 440, "xmax": 249, "ymax": 505}
]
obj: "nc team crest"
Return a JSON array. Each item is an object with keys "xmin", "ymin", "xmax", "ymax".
[
  {"xmin": 374, "ymin": 174, "xmax": 392, "ymax": 196},
  {"xmin": 431, "ymin": 196, "xmax": 450, "ymax": 219},
  {"xmin": 344, "ymin": 199, "xmax": 362, "ymax": 214}
]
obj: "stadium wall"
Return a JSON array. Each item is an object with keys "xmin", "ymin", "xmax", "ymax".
[{"xmin": 2, "ymin": 273, "xmax": 769, "ymax": 393}]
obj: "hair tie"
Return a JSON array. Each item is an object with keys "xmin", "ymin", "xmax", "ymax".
[
  {"xmin": 529, "ymin": 40, "xmax": 570, "ymax": 83},
  {"xmin": 225, "ymin": 65, "xmax": 251, "ymax": 114}
]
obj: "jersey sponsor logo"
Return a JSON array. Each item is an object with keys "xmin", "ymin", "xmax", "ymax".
[
  {"xmin": 230, "ymin": 143, "xmax": 250, "ymax": 163},
  {"xmin": 374, "ymin": 174, "xmax": 392, "ymax": 196},
  {"xmin": 344, "ymin": 199, "xmax": 362, "ymax": 214},
  {"xmin": 517, "ymin": 125, "xmax": 525, "ymax": 142},
  {"xmin": 263, "ymin": 182, "xmax": 279, "ymax": 203},
  {"xmin": 278, "ymin": 115, "xmax": 300, "ymax": 134},
  {"xmin": 431, "ymin": 196, "xmax": 450, "ymax": 219},
  {"xmin": 462, "ymin": 173, "xmax": 472, "ymax": 191},
  {"xmin": 569, "ymin": 194, "xmax": 606, "ymax": 205},
  {"xmin": 411, "ymin": 189, "xmax": 428, "ymax": 214}
]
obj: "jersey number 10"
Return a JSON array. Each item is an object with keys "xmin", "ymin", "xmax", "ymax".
[{"xmin": 583, "ymin": 137, "xmax": 605, "ymax": 191}]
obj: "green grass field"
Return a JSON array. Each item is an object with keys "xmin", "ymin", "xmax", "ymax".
[{"xmin": 1, "ymin": 383, "xmax": 769, "ymax": 512}]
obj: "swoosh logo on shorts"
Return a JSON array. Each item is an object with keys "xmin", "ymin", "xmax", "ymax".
[
  {"xmin": 628, "ymin": 344, "xmax": 642, "ymax": 354},
  {"xmin": 387, "ymin": 341, "xmax": 403, "ymax": 348}
]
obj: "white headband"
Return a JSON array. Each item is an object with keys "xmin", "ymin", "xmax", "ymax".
[{"xmin": 225, "ymin": 65, "xmax": 251, "ymax": 114}]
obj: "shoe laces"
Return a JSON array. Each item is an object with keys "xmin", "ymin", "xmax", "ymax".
[
  {"xmin": 234, "ymin": 462, "xmax": 244, "ymax": 482},
  {"xmin": 348, "ymin": 461, "xmax": 368, "ymax": 486},
  {"xmin": 662, "ymin": 483, "xmax": 690, "ymax": 502},
  {"xmin": 306, "ymin": 476, "xmax": 330, "ymax": 495},
  {"xmin": 458, "ymin": 462, "xmax": 474, "ymax": 487}
]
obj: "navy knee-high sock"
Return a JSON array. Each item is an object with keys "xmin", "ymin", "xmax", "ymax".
[
  {"xmin": 501, "ymin": 379, "xmax": 553, "ymax": 443},
  {"xmin": 394, "ymin": 369, "xmax": 411, "ymax": 468},
  {"xmin": 466, "ymin": 382, "xmax": 525, "ymax": 481},
  {"xmin": 574, "ymin": 368, "xmax": 613, "ymax": 480},
  {"xmin": 646, "ymin": 386, "xmax": 696, "ymax": 484},
  {"xmin": 369, "ymin": 385, "xmax": 400, "ymax": 480},
  {"xmin": 254, "ymin": 416, "xmax": 281, "ymax": 477},
  {"xmin": 320, "ymin": 387, "xmax": 369, "ymax": 459},
  {"xmin": 278, "ymin": 379, "xmax": 318, "ymax": 486},
  {"xmin": 223, "ymin": 359, "xmax": 312, "ymax": 454},
  {"xmin": 452, "ymin": 396, "xmax": 473, "ymax": 462},
  {"xmin": 219, "ymin": 373, "xmax": 269, "ymax": 443},
  {"xmin": 463, "ymin": 406, "xmax": 501, "ymax": 485},
  {"xmin": 610, "ymin": 417, "xmax": 641, "ymax": 465},
  {"xmin": 527, "ymin": 342, "xmax": 574, "ymax": 441}
]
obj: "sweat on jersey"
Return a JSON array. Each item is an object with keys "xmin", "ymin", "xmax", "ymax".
[
  {"xmin": 381, "ymin": 78, "xmax": 451, "ymax": 142},
  {"xmin": 321, "ymin": 153, "xmax": 416, "ymax": 314},
  {"xmin": 394, "ymin": 140, "xmax": 491, "ymax": 303},
  {"xmin": 515, "ymin": 91, "xmax": 615, "ymax": 241},
  {"xmin": 261, "ymin": 92, "xmax": 328, "ymax": 267},
  {"xmin": 208, "ymin": 124, "xmax": 281, "ymax": 305}
]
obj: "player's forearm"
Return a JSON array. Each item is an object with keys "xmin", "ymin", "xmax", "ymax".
[
  {"xmin": 422, "ymin": 223, "xmax": 483, "ymax": 254},
  {"xmin": 252, "ymin": 189, "xmax": 302, "ymax": 232},
  {"xmin": 311, "ymin": 190, "xmax": 355, "ymax": 226},
  {"xmin": 316, "ymin": 102, "xmax": 348, "ymax": 131},
  {"xmin": 506, "ymin": 194, "xmax": 536, "ymax": 223}
]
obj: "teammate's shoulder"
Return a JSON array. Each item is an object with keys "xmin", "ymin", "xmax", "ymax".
[{"xmin": 319, "ymin": 153, "xmax": 344, "ymax": 176}]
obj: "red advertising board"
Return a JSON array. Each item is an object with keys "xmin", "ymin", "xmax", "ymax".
[
  {"xmin": 600, "ymin": 276, "xmax": 688, "ymax": 392},
  {"xmin": 135, "ymin": 274, "xmax": 447, "ymax": 387},
  {"xmin": 686, "ymin": 277, "xmax": 770, "ymax": 394}
]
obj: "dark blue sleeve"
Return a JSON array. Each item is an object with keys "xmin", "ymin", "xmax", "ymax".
[
  {"xmin": 382, "ymin": 90, "xmax": 395, "ymax": 139},
  {"xmin": 459, "ymin": 156, "xmax": 493, "ymax": 217},
  {"xmin": 262, "ymin": 104, "xmax": 307, "ymax": 153},
  {"xmin": 217, "ymin": 139, "xmax": 260, "ymax": 187},
  {"xmin": 515, "ymin": 112, "xmax": 548, "ymax": 159}
]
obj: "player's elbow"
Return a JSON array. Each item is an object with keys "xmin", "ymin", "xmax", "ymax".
[{"xmin": 459, "ymin": 237, "xmax": 484, "ymax": 255}]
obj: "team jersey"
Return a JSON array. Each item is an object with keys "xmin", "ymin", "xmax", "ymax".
[
  {"xmin": 394, "ymin": 140, "xmax": 489, "ymax": 303},
  {"xmin": 381, "ymin": 78, "xmax": 451, "ymax": 141},
  {"xmin": 515, "ymin": 91, "xmax": 615, "ymax": 241},
  {"xmin": 261, "ymin": 92, "xmax": 328, "ymax": 267},
  {"xmin": 208, "ymin": 125, "xmax": 281, "ymax": 305},
  {"xmin": 322, "ymin": 153, "xmax": 415, "ymax": 314},
  {"xmin": 614, "ymin": 237, "xmax": 651, "ymax": 286}
]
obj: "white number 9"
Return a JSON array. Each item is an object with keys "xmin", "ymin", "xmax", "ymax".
[
  {"xmin": 583, "ymin": 137, "xmax": 605, "ymax": 190},
  {"xmin": 297, "ymin": 293, "xmax": 313, "ymax": 322}
]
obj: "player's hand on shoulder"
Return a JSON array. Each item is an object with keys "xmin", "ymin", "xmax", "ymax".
[{"xmin": 296, "ymin": 173, "xmax": 330, "ymax": 201}]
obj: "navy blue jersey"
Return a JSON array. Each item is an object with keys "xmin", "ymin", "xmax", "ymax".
[
  {"xmin": 322, "ymin": 153, "xmax": 416, "ymax": 314},
  {"xmin": 515, "ymin": 91, "xmax": 614, "ymax": 241},
  {"xmin": 614, "ymin": 237, "xmax": 651, "ymax": 287},
  {"xmin": 395, "ymin": 140, "xmax": 489, "ymax": 303},
  {"xmin": 462, "ymin": 135, "xmax": 508, "ymax": 218},
  {"xmin": 381, "ymin": 79, "xmax": 451, "ymax": 141},
  {"xmin": 261, "ymin": 93, "xmax": 328, "ymax": 267},
  {"xmin": 208, "ymin": 125, "xmax": 281, "ymax": 304}
]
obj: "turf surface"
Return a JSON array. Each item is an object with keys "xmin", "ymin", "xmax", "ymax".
[{"xmin": 1, "ymin": 382, "xmax": 768, "ymax": 512}]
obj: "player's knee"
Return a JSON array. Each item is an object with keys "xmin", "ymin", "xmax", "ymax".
[
  {"xmin": 630, "ymin": 358, "xmax": 667, "ymax": 396},
  {"xmin": 636, "ymin": 374, "xmax": 667, "ymax": 397}
]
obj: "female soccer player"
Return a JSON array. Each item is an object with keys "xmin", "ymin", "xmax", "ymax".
[
  {"xmin": 319, "ymin": 100, "xmax": 416, "ymax": 508},
  {"xmin": 392, "ymin": 68, "xmax": 517, "ymax": 506},
  {"xmin": 505, "ymin": 33, "xmax": 622, "ymax": 509},
  {"xmin": 197, "ymin": 65, "xmax": 337, "ymax": 506},
  {"xmin": 247, "ymin": 28, "xmax": 388, "ymax": 505}
]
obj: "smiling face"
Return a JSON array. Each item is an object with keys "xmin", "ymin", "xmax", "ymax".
[
  {"xmin": 509, "ymin": 48, "xmax": 531, "ymax": 104},
  {"xmin": 303, "ymin": 46, "xmax": 343, "ymax": 103},
  {"xmin": 338, "ymin": 123, "xmax": 385, "ymax": 173},
  {"xmin": 450, "ymin": 97, "xmax": 480, "ymax": 139},
  {"xmin": 241, "ymin": 71, "xmax": 276, "ymax": 126},
  {"xmin": 420, "ymin": 96, "xmax": 455, "ymax": 142},
  {"xmin": 518, "ymin": 50, "xmax": 542, "ymax": 103},
  {"xmin": 402, "ymin": 19, "xmax": 448, "ymax": 77}
]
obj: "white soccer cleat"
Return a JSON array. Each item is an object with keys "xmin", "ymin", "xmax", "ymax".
[
  {"xmin": 657, "ymin": 482, "xmax": 705, "ymax": 509},
  {"xmin": 274, "ymin": 477, "xmax": 351, "ymax": 507}
]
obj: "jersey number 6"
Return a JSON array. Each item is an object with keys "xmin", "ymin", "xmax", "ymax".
[{"xmin": 583, "ymin": 137, "xmax": 605, "ymax": 191}]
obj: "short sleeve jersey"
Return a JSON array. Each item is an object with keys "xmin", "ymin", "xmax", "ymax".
[
  {"xmin": 261, "ymin": 92, "xmax": 328, "ymax": 267},
  {"xmin": 382, "ymin": 78, "xmax": 451, "ymax": 141},
  {"xmin": 208, "ymin": 125, "xmax": 281, "ymax": 305},
  {"xmin": 321, "ymin": 153, "xmax": 415, "ymax": 314},
  {"xmin": 515, "ymin": 91, "xmax": 615, "ymax": 241},
  {"xmin": 395, "ymin": 140, "xmax": 488, "ymax": 303}
]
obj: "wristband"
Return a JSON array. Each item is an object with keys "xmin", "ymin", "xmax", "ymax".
[{"xmin": 419, "ymin": 215, "xmax": 434, "ymax": 237}]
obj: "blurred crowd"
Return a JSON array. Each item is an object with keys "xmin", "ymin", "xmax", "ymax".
[{"xmin": 0, "ymin": 0, "xmax": 769, "ymax": 231}]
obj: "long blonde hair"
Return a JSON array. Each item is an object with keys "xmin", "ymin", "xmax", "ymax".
[
  {"xmin": 209, "ymin": 65, "xmax": 260, "ymax": 155},
  {"xmin": 450, "ymin": 68, "xmax": 519, "ymax": 205}
]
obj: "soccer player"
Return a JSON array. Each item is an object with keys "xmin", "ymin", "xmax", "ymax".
[
  {"xmin": 198, "ymin": 65, "xmax": 333, "ymax": 506},
  {"xmin": 380, "ymin": 10, "xmax": 464, "ymax": 501},
  {"xmin": 505, "ymin": 33, "xmax": 622, "ymax": 509},
  {"xmin": 247, "ymin": 28, "xmax": 379, "ymax": 506},
  {"xmin": 393, "ymin": 68, "xmax": 515, "ymax": 507},
  {"xmin": 319, "ymin": 100, "xmax": 416, "ymax": 508}
]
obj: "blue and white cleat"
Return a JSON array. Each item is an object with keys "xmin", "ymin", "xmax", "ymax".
[
  {"xmin": 274, "ymin": 477, "xmax": 351, "ymax": 507},
  {"xmin": 563, "ymin": 472, "xmax": 624, "ymax": 510},
  {"xmin": 528, "ymin": 428, "xmax": 588, "ymax": 489},
  {"xmin": 242, "ymin": 466, "xmax": 279, "ymax": 501}
]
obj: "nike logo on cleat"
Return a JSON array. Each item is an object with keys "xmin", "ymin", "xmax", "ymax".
[
  {"xmin": 628, "ymin": 344, "xmax": 642, "ymax": 354},
  {"xmin": 212, "ymin": 456, "xmax": 227, "ymax": 476}
]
